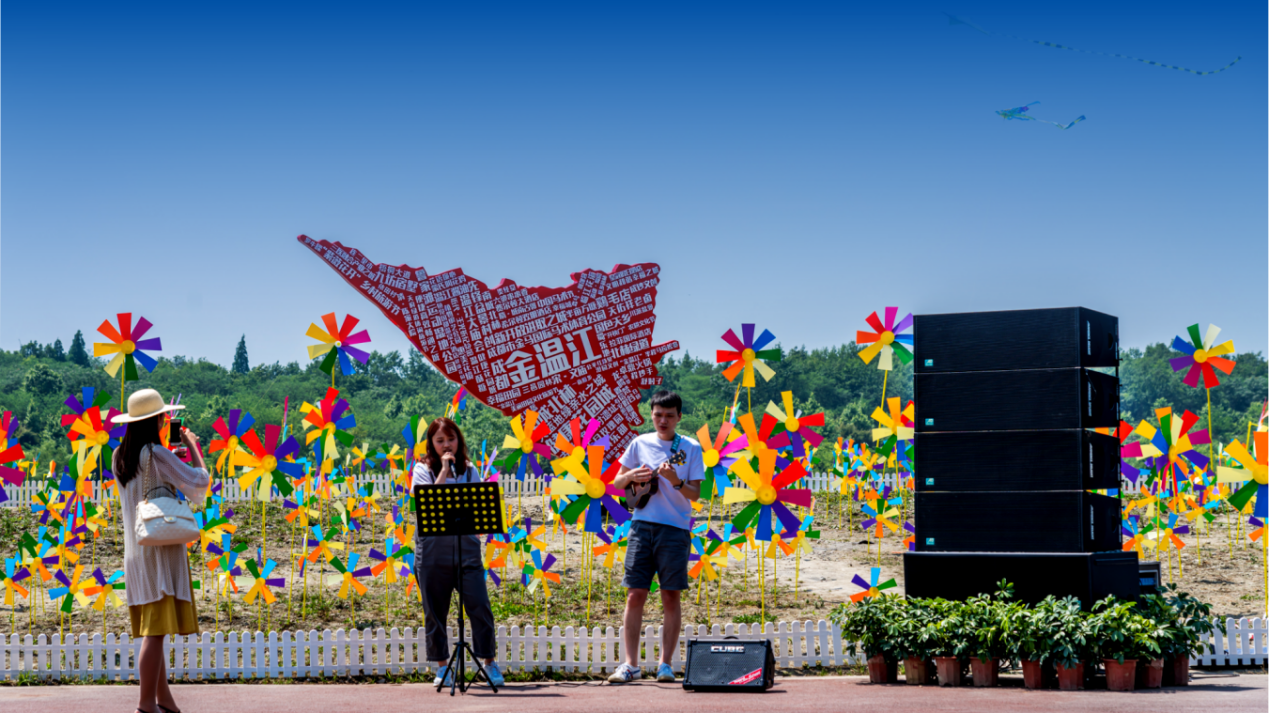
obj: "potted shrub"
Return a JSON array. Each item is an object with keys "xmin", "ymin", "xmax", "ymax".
[
  {"xmin": 831, "ymin": 594, "xmax": 901, "ymax": 683},
  {"xmin": 1135, "ymin": 594, "xmax": 1178, "ymax": 689},
  {"xmin": 1012, "ymin": 596, "xmax": 1062, "ymax": 690},
  {"xmin": 1160, "ymin": 586, "xmax": 1217, "ymax": 686},
  {"xmin": 897, "ymin": 598, "xmax": 937, "ymax": 685},
  {"xmin": 1088, "ymin": 597, "xmax": 1167, "ymax": 692},
  {"xmin": 927, "ymin": 598, "xmax": 970, "ymax": 687},
  {"xmin": 1043, "ymin": 596, "xmax": 1092, "ymax": 690},
  {"xmin": 962, "ymin": 580, "xmax": 1017, "ymax": 687}
]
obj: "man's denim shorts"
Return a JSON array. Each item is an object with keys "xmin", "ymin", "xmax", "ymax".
[{"xmin": 622, "ymin": 520, "xmax": 691, "ymax": 591}]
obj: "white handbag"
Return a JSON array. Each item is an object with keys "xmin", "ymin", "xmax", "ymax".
[{"xmin": 134, "ymin": 445, "xmax": 199, "ymax": 546}]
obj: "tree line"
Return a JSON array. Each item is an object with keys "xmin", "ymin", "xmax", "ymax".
[{"xmin": 1, "ymin": 334, "xmax": 1264, "ymax": 473}]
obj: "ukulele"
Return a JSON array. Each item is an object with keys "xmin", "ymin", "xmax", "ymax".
[{"xmin": 626, "ymin": 435, "xmax": 686, "ymax": 509}]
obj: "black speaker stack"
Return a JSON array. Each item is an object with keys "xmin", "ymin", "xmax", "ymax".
[{"xmin": 903, "ymin": 307, "xmax": 1140, "ymax": 606}]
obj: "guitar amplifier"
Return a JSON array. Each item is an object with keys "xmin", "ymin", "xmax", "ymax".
[
  {"xmin": 914, "ymin": 307, "xmax": 1118, "ymax": 373},
  {"xmin": 682, "ymin": 638, "xmax": 775, "ymax": 692},
  {"xmin": 914, "ymin": 368, "xmax": 1119, "ymax": 432},
  {"xmin": 914, "ymin": 491, "xmax": 1121, "ymax": 553},
  {"xmin": 914, "ymin": 430, "xmax": 1121, "ymax": 492}
]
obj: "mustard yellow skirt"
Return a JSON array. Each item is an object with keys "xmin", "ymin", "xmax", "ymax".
[{"xmin": 130, "ymin": 594, "xmax": 199, "ymax": 638}]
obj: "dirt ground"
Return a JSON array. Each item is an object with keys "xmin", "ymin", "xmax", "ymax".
[{"xmin": 0, "ymin": 493, "xmax": 1264, "ymax": 640}]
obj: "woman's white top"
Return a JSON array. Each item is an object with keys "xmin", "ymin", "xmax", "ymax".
[{"xmin": 114, "ymin": 444, "xmax": 210, "ymax": 606}]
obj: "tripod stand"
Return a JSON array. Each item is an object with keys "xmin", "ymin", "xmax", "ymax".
[{"xmin": 414, "ymin": 481, "xmax": 506, "ymax": 695}]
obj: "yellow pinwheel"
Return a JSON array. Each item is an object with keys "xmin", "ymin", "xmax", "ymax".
[
  {"xmin": 870, "ymin": 397, "xmax": 914, "ymax": 453},
  {"xmin": 332, "ymin": 552, "xmax": 371, "ymax": 600},
  {"xmin": 82, "ymin": 568, "xmax": 125, "ymax": 611},
  {"xmin": 243, "ymin": 559, "xmax": 285, "ymax": 605},
  {"xmin": 1218, "ymin": 432, "xmax": 1267, "ymax": 518}
]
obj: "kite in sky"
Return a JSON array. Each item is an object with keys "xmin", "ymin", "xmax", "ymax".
[
  {"xmin": 948, "ymin": 14, "xmax": 1241, "ymax": 76},
  {"xmin": 996, "ymin": 101, "xmax": 1085, "ymax": 130}
]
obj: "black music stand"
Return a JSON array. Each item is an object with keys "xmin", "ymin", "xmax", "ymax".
[{"xmin": 414, "ymin": 481, "xmax": 506, "ymax": 695}]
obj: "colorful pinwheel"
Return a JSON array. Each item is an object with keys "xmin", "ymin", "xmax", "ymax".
[
  {"xmin": 1148, "ymin": 514, "xmax": 1189, "ymax": 552},
  {"xmin": 82, "ymin": 568, "xmax": 125, "ymax": 611},
  {"xmin": 305, "ymin": 312, "xmax": 371, "ymax": 376},
  {"xmin": 402, "ymin": 415, "xmax": 430, "ymax": 467},
  {"xmin": 300, "ymin": 388, "xmax": 357, "ymax": 473},
  {"xmin": 1170, "ymin": 324, "xmax": 1236, "ymax": 389},
  {"xmin": 233, "ymin": 425, "xmax": 301, "ymax": 501},
  {"xmin": 1124, "ymin": 408, "xmax": 1211, "ymax": 485},
  {"xmin": 1218, "ymin": 432, "xmax": 1266, "ymax": 518},
  {"xmin": 0, "ymin": 412, "xmax": 26, "ymax": 503},
  {"xmin": 210, "ymin": 409, "xmax": 255, "ymax": 476},
  {"xmin": 553, "ymin": 417, "xmax": 609, "ymax": 460},
  {"xmin": 332, "ymin": 551, "xmax": 371, "ymax": 600},
  {"xmin": 500, "ymin": 410, "xmax": 551, "ymax": 480},
  {"xmin": 369, "ymin": 538, "xmax": 413, "ymax": 585},
  {"xmin": 717, "ymin": 324, "xmax": 781, "ymax": 388},
  {"xmin": 765, "ymin": 391, "xmax": 825, "ymax": 458},
  {"xmin": 305, "ymin": 526, "xmax": 346, "ymax": 563},
  {"xmin": 550, "ymin": 445, "xmax": 630, "ymax": 533},
  {"xmin": 856, "ymin": 307, "xmax": 914, "ymax": 371},
  {"xmin": 49, "ymin": 563, "xmax": 91, "ymax": 613},
  {"xmin": 870, "ymin": 397, "xmax": 915, "ymax": 456},
  {"xmin": 696, "ymin": 422, "xmax": 747, "ymax": 498},
  {"xmin": 2, "ymin": 557, "xmax": 30, "ymax": 606},
  {"xmin": 64, "ymin": 401, "xmax": 125, "ymax": 479},
  {"xmin": 93, "ymin": 313, "xmax": 162, "ymax": 384},
  {"xmin": 446, "ymin": 387, "xmax": 468, "ymax": 423},
  {"xmin": 850, "ymin": 567, "xmax": 897, "ymax": 602},
  {"xmin": 725, "ymin": 450, "xmax": 811, "ymax": 541},
  {"xmin": 522, "ymin": 550, "xmax": 561, "ymax": 598},
  {"xmin": 688, "ymin": 537, "xmax": 728, "ymax": 582},
  {"xmin": 243, "ymin": 559, "xmax": 285, "ymax": 605}
]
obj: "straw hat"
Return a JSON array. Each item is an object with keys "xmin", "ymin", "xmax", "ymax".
[{"xmin": 111, "ymin": 388, "xmax": 185, "ymax": 424}]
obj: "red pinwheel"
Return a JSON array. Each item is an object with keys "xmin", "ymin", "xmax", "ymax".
[
  {"xmin": 550, "ymin": 445, "xmax": 630, "ymax": 533},
  {"xmin": 1218, "ymin": 431, "xmax": 1267, "ymax": 519},
  {"xmin": 697, "ymin": 422, "xmax": 748, "ymax": 498},
  {"xmin": 93, "ymin": 313, "xmax": 162, "ymax": 381},
  {"xmin": 717, "ymin": 324, "xmax": 781, "ymax": 388},
  {"xmin": 552, "ymin": 417, "xmax": 610, "ymax": 459},
  {"xmin": 0, "ymin": 412, "xmax": 26, "ymax": 504},
  {"xmin": 856, "ymin": 307, "xmax": 914, "ymax": 371},
  {"xmin": 1170, "ymin": 324, "xmax": 1235, "ymax": 389},
  {"xmin": 306, "ymin": 312, "xmax": 372, "ymax": 376},
  {"xmin": 725, "ymin": 450, "xmax": 812, "ymax": 541},
  {"xmin": 301, "ymin": 388, "xmax": 357, "ymax": 472}
]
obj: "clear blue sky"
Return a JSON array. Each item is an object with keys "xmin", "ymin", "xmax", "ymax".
[{"xmin": 3, "ymin": 2, "xmax": 1265, "ymax": 369}]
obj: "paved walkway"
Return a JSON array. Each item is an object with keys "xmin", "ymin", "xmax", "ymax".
[{"xmin": 1, "ymin": 673, "xmax": 1263, "ymax": 712}]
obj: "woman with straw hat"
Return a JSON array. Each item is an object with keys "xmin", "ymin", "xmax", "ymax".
[{"xmin": 111, "ymin": 388, "xmax": 208, "ymax": 713}]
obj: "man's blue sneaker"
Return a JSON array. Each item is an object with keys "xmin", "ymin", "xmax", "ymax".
[
  {"xmin": 656, "ymin": 662, "xmax": 675, "ymax": 682},
  {"xmin": 433, "ymin": 665, "xmax": 453, "ymax": 687}
]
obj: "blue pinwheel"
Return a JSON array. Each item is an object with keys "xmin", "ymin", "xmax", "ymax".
[
  {"xmin": 850, "ymin": 567, "xmax": 897, "ymax": 603},
  {"xmin": 550, "ymin": 445, "xmax": 630, "ymax": 533}
]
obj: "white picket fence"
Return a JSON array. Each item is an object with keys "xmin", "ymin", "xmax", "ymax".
[
  {"xmin": 0, "ymin": 471, "xmax": 899, "ymax": 507},
  {"xmin": 1, "ymin": 617, "xmax": 1263, "ymax": 681},
  {"xmin": 0, "ymin": 620, "xmax": 848, "ymax": 681}
]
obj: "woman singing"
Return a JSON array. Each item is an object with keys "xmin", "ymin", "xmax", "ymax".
[{"xmin": 411, "ymin": 417, "xmax": 504, "ymax": 687}]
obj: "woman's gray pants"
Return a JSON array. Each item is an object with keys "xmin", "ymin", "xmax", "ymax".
[{"xmin": 415, "ymin": 564, "xmax": 497, "ymax": 662}]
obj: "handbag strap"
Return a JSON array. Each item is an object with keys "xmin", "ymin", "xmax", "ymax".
[{"xmin": 142, "ymin": 444, "xmax": 174, "ymax": 501}]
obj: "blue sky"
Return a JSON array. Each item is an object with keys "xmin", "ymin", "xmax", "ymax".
[{"xmin": 3, "ymin": 2, "xmax": 1265, "ymax": 369}]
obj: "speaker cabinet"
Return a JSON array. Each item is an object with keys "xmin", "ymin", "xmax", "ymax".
[
  {"xmin": 914, "ymin": 307, "xmax": 1118, "ymax": 373},
  {"xmin": 682, "ymin": 639, "xmax": 775, "ymax": 692},
  {"xmin": 914, "ymin": 430, "xmax": 1121, "ymax": 492},
  {"xmin": 914, "ymin": 491, "xmax": 1121, "ymax": 553},
  {"xmin": 904, "ymin": 551, "xmax": 1140, "ymax": 607},
  {"xmin": 914, "ymin": 368, "xmax": 1119, "ymax": 432}
]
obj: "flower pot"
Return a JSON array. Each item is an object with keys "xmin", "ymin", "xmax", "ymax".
[
  {"xmin": 1022, "ymin": 659, "xmax": 1048, "ymax": 690},
  {"xmin": 1104, "ymin": 659, "xmax": 1137, "ymax": 691},
  {"xmin": 903, "ymin": 657, "xmax": 935, "ymax": 685},
  {"xmin": 1164, "ymin": 656, "xmax": 1189, "ymax": 686},
  {"xmin": 969, "ymin": 657, "xmax": 999, "ymax": 687},
  {"xmin": 1136, "ymin": 658, "xmax": 1163, "ymax": 689},
  {"xmin": 934, "ymin": 657, "xmax": 962, "ymax": 687},
  {"xmin": 867, "ymin": 654, "xmax": 897, "ymax": 684},
  {"xmin": 1055, "ymin": 662, "xmax": 1084, "ymax": 691}
]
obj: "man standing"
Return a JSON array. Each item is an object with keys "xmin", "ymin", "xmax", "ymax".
[{"xmin": 607, "ymin": 390, "xmax": 705, "ymax": 683}]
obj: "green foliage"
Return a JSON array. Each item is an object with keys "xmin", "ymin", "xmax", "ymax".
[
  {"xmin": 1087, "ymin": 596, "xmax": 1168, "ymax": 664},
  {"xmin": 1138, "ymin": 585, "xmax": 1217, "ymax": 658},
  {"xmin": 21, "ymin": 363, "xmax": 65, "ymax": 397},
  {"xmin": 67, "ymin": 330, "xmax": 90, "ymax": 367}
]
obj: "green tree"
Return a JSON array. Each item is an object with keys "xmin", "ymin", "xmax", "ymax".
[
  {"xmin": 21, "ymin": 363, "xmax": 65, "ymax": 396},
  {"xmin": 45, "ymin": 339, "xmax": 66, "ymax": 361},
  {"xmin": 67, "ymin": 330, "xmax": 90, "ymax": 367},
  {"xmin": 232, "ymin": 335, "xmax": 250, "ymax": 374}
]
